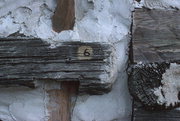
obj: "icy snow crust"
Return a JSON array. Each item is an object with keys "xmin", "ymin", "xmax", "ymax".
[
  {"xmin": 154, "ymin": 63, "xmax": 180, "ymax": 107},
  {"xmin": 134, "ymin": 0, "xmax": 180, "ymax": 9}
]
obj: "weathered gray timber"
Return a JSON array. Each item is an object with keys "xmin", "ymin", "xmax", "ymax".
[
  {"xmin": 132, "ymin": 101, "xmax": 180, "ymax": 121},
  {"xmin": 133, "ymin": 9, "xmax": 180, "ymax": 64},
  {"xmin": 129, "ymin": 9, "xmax": 180, "ymax": 111},
  {"xmin": 0, "ymin": 38, "xmax": 115, "ymax": 94},
  {"xmin": 129, "ymin": 62, "xmax": 180, "ymax": 110}
]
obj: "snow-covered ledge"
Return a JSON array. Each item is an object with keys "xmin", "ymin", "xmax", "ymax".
[{"xmin": 0, "ymin": 0, "xmax": 133, "ymax": 120}]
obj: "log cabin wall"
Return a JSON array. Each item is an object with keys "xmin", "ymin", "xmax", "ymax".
[{"xmin": 130, "ymin": 0, "xmax": 180, "ymax": 121}]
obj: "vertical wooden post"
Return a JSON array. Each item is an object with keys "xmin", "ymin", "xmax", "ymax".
[
  {"xmin": 52, "ymin": 0, "xmax": 75, "ymax": 33},
  {"xmin": 48, "ymin": 82, "xmax": 79, "ymax": 121},
  {"xmin": 51, "ymin": 1, "xmax": 76, "ymax": 119}
]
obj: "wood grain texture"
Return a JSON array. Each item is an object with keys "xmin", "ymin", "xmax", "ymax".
[
  {"xmin": 0, "ymin": 38, "xmax": 115, "ymax": 94},
  {"xmin": 52, "ymin": 0, "xmax": 75, "ymax": 32},
  {"xmin": 130, "ymin": 8, "xmax": 180, "ymax": 109},
  {"xmin": 48, "ymin": 82, "xmax": 79, "ymax": 121},
  {"xmin": 133, "ymin": 9, "xmax": 180, "ymax": 64},
  {"xmin": 133, "ymin": 101, "xmax": 180, "ymax": 121},
  {"xmin": 129, "ymin": 62, "xmax": 180, "ymax": 110},
  {"xmin": 131, "ymin": 8, "xmax": 180, "ymax": 121}
]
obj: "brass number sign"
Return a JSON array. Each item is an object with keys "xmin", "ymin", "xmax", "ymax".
[{"xmin": 77, "ymin": 46, "xmax": 93, "ymax": 60}]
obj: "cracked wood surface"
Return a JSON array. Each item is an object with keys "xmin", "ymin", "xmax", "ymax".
[
  {"xmin": 0, "ymin": 38, "xmax": 114, "ymax": 94},
  {"xmin": 130, "ymin": 8, "xmax": 180, "ymax": 121},
  {"xmin": 133, "ymin": 9, "xmax": 180, "ymax": 64}
]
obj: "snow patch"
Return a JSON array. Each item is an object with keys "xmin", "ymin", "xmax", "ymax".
[
  {"xmin": 72, "ymin": 65, "xmax": 132, "ymax": 121},
  {"xmin": 0, "ymin": 81, "xmax": 62, "ymax": 121},
  {"xmin": 0, "ymin": 85, "xmax": 48, "ymax": 121},
  {"xmin": 154, "ymin": 63, "xmax": 180, "ymax": 107}
]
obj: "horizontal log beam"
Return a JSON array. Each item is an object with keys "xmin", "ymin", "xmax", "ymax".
[
  {"xmin": 129, "ymin": 9, "xmax": 180, "ymax": 111},
  {"xmin": 0, "ymin": 38, "xmax": 115, "ymax": 94},
  {"xmin": 132, "ymin": 9, "xmax": 180, "ymax": 64}
]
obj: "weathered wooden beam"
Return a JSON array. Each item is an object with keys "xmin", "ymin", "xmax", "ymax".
[
  {"xmin": 132, "ymin": 101, "xmax": 180, "ymax": 121},
  {"xmin": 132, "ymin": 9, "xmax": 180, "ymax": 64},
  {"xmin": 129, "ymin": 62, "xmax": 180, "ymax": 110},
  {"xmin": 129, "ymin": 9, "xmax": 180, "ymax": 110},
  {"xmin": 48, "ymin": 82, "xmax": 79, "ymax": 121},
  {"xmin": 0, "ymin": 38, "xmax": 115, "ymax": 94},
  {"xmin": 52, "ymin": 0, "xmax": 75, "ymax": 32}
]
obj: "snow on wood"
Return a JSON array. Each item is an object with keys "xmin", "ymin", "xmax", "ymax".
[
  {"xmin": 129, "ymin": 62, "xmax": 180, "ymax": 110},
  {"xmin": 0, "ymin": 0, "xmax": 133, "ymax": 120},
  {"xmin": 129, "ymin": 8, "xmax": 180, "ymax": 110}
]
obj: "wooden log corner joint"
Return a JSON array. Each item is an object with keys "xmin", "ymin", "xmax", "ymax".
[
  {"xmin": 128, "ymin": 8, "xmax": 180, "ymax": 110},
  {"xmin": 0, "ymin": 38, "xmax": 116, "ymax": 95}
]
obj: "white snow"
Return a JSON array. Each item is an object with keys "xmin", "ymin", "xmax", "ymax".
[
  {"xmin": 72, "ymin": 61, "xmax": 132, "ymax": 121},
  {"xmin": 154, "ymin": 63, "xmax": 180, "ymax": 107},
  {"xmin": 134, "ymin": 0, "xmax": 180, "ymax": 9},
  {"xmin": 0, "ymin": 0, "xmax": 133, "ymax": 45},
  {"xmin": 0, "ymin": 84, "xmax": 48, "ymax": 121},
  {"xmin": 0, "ymin": 0, "xmax": 57, "ymax": 41},
  {"xmin": 0, "ymin": 81, "xmax": 61, "ymax": 121}
]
